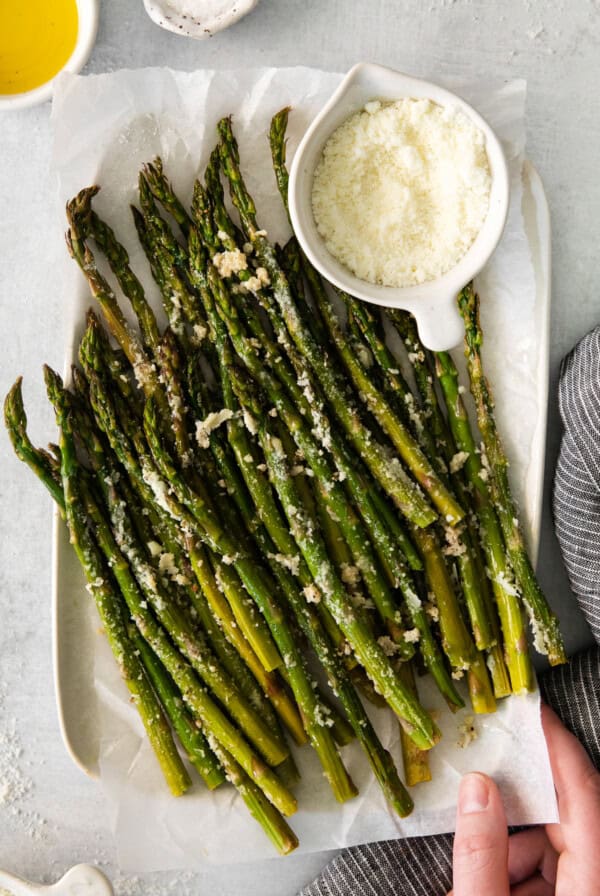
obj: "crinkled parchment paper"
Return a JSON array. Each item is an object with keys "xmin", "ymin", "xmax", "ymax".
[{"xmin": 51, "ymin": 67, "xmax": 557, "ymax": 871}]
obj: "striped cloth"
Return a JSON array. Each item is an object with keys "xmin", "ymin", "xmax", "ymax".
[
  {"xmin": 300, "ymin": 331, "xmax": 600, "ymax": 896},
  {"xmin": 554, "ymin": 327, "xmax": 600, "ymax": 643}
]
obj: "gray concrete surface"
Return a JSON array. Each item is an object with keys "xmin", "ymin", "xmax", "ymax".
[{"xmin": 0, "ymin": 2, "xmax": 597, "ymax": 893}]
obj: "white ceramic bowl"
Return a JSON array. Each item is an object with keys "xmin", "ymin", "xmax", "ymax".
[
  {"xmin": 0, "ymin": 0, "xmax": 99, "ymax": 112},
  {"xmin": 288, "ymin": 63, "xmax": 510, "ymax": 351},
  {"xmin": 143, "ymin": 0, "xmax": 259, "ymax": 39}
]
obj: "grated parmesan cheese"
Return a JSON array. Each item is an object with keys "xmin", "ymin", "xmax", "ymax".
[
  {"xmin": 340, "ymin": 563, "xmax": 361, "ymax": 586},
  {"xmin": 212, "ymin": 249, "xmax": 247, "ymax": 278},
  {"xmin": 243, "ymin": 408, "xmax": 258, "ymax": 434},
  {"xmin": 268, "ymin": 552, "xmax": 301, "ymax": 577},
  {"xmin": 195, "ymin": 409, "xmax": 234, "ymax": 449},
  {"xmin": 450, "ymin": 451, "xmax": 470, "ymax": 474},
  {"xmin": 193, "ymin": 322, "xmax": 207, "ymax": 344},
  {"xmin": 312, "ymin": 99, "xmax": 491, "ymax": 287},
  {"xmin": 303, "ymin": 583, "xmax": 321, "ymax": 604},
  {"xmin": 457, "ymin": 715, "xmax": 478, "ymax": 748}
]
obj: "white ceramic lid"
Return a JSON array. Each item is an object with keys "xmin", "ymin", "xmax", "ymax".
[{"xmin": 143, "ymin": 0, "xmax": 259, "ymax": 39}]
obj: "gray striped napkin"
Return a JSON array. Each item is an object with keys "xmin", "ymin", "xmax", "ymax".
[{"xmin": 299, "ymin": 330, "xmax": 600, "ymax": 896}]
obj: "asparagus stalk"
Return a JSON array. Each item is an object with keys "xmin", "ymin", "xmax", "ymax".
[
  {"xmin": 434, "ymin": 349, "xmax": 534, "ymax": 693},
  {"xmin": 80, "ymin": 414, "xmax": 290, "ymax": 768},
  {"xmin": 136, "ymin": 176, "xmax": 208, "ymax": 338},
  {"xmin": 133, "ymin": 633, "xmax": 226, "ymax": 789},
  {"xmin": 209, "ymin": 337, "xmax": 413, "ymax": 813},
  {"xmin": 387, "ymin": 310, "xmax": 510, "ymax": 696},
  {"xmin": 187, "ymin": 216, "xmax": 413, "ymax": 655},
  {"xmin": 4, "ymin": 378, "xmax": 191, "ymax": 798},
  {"xmin": 268, "ymin": 110, "xmax": 464, "ymax": 525},
  {"xmin": 66, "ymin": 385, "xmax": 298, "ymax": 816},
  {"xmin": 217, "ymin": 117, "xmax": 436, "ymax": 528},
  {"xmin": 458, "ymin": 285, "xmax": 566, "ymax": 666},
  {"xmin": 398, "ymin": 663, "xmax": 432, "ymax": 786},
  {"xmin": 89, "ymin": 210, "xmax": 161, "ymax": 350},
  {"xmin": 265, "ymin": 117, "xmax": 490, "ymax": 703},
  {"xmin": 198, "ymin": 254, "xmax": 462, "ymax": 709},
  {"xmin": 237, "ymin": 395, "xmax": 441, "ymax": 750},
  {"xmin": 142, "ymin": 157, "xmax": 194, "ymax": 238},
  {"xmin": 66, "ymin": 189, "xmax": 160, "ymax": 399},
  {"xmin": 209, "ymin": 743, "xmax": 299, "ymax": 856},
  {"xmin": 143, "ymin": 397, "xmax": 358, "ymax": 803}
]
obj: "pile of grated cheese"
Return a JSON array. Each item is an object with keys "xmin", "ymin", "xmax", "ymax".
[{"xmin": 311, "ymin": 98, "xmax": 492, "ymax": 287}]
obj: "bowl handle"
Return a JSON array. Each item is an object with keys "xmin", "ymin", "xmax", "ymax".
[{"xmin": 412, "ymin": 294, "xmax": 464, "ymax": 351}]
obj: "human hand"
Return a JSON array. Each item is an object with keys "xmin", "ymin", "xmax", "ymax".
[{"xmin": 448, "ymin": 704, "xmax": 600, "ymax": 895}]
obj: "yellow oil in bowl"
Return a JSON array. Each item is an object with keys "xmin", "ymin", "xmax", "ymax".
[{"xmin": 0, "ymin": 0, "xmax": 79, "ymax": 95}]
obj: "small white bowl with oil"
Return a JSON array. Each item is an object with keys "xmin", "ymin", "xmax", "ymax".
[{"xmin": 0, "ymin": 0, "xmax": 99, "ymax": 112}]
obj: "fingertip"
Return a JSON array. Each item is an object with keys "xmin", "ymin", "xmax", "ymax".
[
  {"xmin": 458, "ymin": 772, "xmax": 492, "ymax": 815},
  {"xmin": 453, "ymin": 773, "xmax": 509, "ymax": 894}
]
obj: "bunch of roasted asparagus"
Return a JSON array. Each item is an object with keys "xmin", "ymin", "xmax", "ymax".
[{"xmin": 4, "ymin": 109, "xmax": 565, "ymax": 854}]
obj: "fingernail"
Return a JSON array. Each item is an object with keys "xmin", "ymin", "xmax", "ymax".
[{"xmin": 458, "ymin": 773, "xmax": 490, "ymax": 815}]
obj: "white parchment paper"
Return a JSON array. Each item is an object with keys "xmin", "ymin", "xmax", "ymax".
[{"xmin": 51, "ymin": 67, "xmax": 558, "ymax": 871}]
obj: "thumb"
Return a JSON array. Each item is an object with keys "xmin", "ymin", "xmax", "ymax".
[{"xmin": 450, "ymin": 772, "xmax": 509, "ymax": 896}]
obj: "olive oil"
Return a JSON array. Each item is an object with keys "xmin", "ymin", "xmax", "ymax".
[{"xmin": 0, "ymin": 1, "xmax": 79, "ymax": 95}]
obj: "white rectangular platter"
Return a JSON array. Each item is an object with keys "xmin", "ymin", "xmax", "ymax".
[{"xmin": 50, "ymin": 68, "xmax": 556, "ymax": 870}]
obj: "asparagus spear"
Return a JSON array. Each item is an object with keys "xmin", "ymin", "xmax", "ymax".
[
  {"xmin": 208, "ymin": 332, "xmax": 413, "ymax": 813},
  {"xmin": 77, "ymin": 307, "xmax": 283, "ymax": 677},
  {"xmin": 136, "ymin": 176, "xmax": 208, "ymax": 338},
  {"xmin": 434, "ymin": 348, "xmax": 534, "ymax": 693},
  {"xmin": 143, "ymin": 397, "xmax": 358, "ymax": 803},
  {"xmin": 4, "ymin": 378, "xmax": 191, "ymax": 798},
  {"xmin": 195, "ymin": 177, "xmax": 424, "ymax": 578},
  {"xmin": 142, "ymin": 157, "xmax": 194, "ymax": 238},
  {"xmin": 269, "ymin": 110, "xmax": 464, "ymax": 525},
  {"xmin": 186, "ymin": 207, "xmax": 413, "ymax": 654},
  {"xmin": 78, "ymin": 411, "xmax": 290, "ymax": 768},
  {"xmin": 458, "ymin": 285, "xmax": 566, "ymax": 666},
  {"xmin": 66, "ymin": 188, "xmax": 160, "ymax": 399},
  {"xmin": 89, "ymin": 210, "xmax": 161, "ymax": 350},
  {"xmin": 265, "ymin": 115, "xmax": 490, "ymax": 703},
  {"xmin": 227, "ymin": 373, "xmax": 441, "ymax": 750},
  {"xmin": 398, "ymin": 663, "xmax": 432, "ymax": 786},
  {"xmin": 195, "ymin": 245, "xmax": 463, "ymax": 710},
  {"xmin": 217, "ymin": 117, "xmax": 436, "ymax": 528},
  {"xmin": 133, "ymin": 633, "xmax": 226, "ymax": 789},
  {"xmin": 209, "ymin": 742, "xmax": 299, "ymax": 856},
  {"xmin": 387, "ymin": 310, "xmax": 511, "ymax": 697},
  {"xmin": 57, "ymin": 372, "xmax": 298, "ymax": 816}
]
